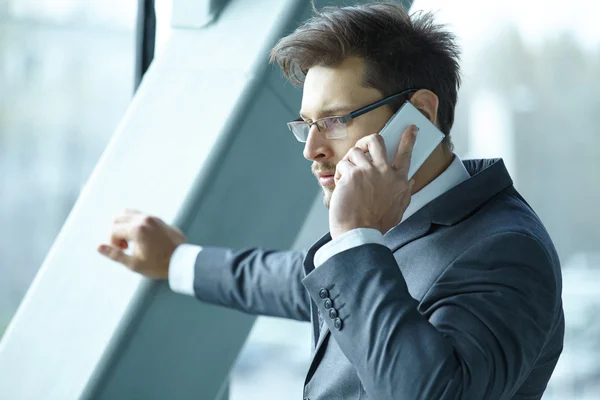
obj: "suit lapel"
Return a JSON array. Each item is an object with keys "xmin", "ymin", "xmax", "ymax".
[
  {"xmin": 384, "ymin": 206, "xmax": 433, "ymax": 252},
  {"xmin": 303, "ymin": 232, "xmax": 332, "ymax": 347},
  {"xmin": 304, "ymin": 323, "xmax": 330, "ymax": 385},
  {"xmin": 302, "ymin": 232, "xmax": 333, "ymax": 385},
  {"xmin": 314, "ymin": 319, "xmax": 330, "ymax": 354}
]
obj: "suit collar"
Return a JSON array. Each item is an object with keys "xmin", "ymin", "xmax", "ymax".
[
  {"xmin": 429, "ymin": 158, "xmax": 513, "ymax": 226},
  {"xmin": 384, "ymin": 158, "xmax": 513, "ymax": 251},
  {"xmin": 383, "ymin": 206, "xmax": 433, "ymax": 252}
]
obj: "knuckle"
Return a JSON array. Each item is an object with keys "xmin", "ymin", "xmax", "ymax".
[
  {"xmin": 142, "ymin": 216, "xmax": 156, "ymax": 227},
  {"xmin": 136, "ymin": 224, "xmax": 149, "ymax": 237}
]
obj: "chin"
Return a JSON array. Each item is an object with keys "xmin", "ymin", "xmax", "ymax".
[{"xmin": 322, "ymin": 186, "xmax": 334, "ymax": 208}]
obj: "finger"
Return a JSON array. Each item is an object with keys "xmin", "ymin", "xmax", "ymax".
[
  {"xmin": 334, "ymin": 159, "xmax": 354, "ymax": 182},
  {"xmin": 97, "ymin": 244, "xmax": 136, "ymax": 269},
  {"xmin": 110, "ymin": 237, "xmax": 129, "ymax": 249},
  {"xmin": 354, "ymin": 134, "xmax": 387, "ymax": 167},
  {"xmin": 392, "ymin": 125, "xmax": 418, "ymax": 175},
  {"xmin": 112, "ymin": 208, "xmax": 142, "ymax": 224},
  {"xmin": 110, "ymin": 222, "xmax": 142, "ymax": 245},
  {"xmin": 343, "ymin": 146, "xmax": 371, "ymax": 168}
]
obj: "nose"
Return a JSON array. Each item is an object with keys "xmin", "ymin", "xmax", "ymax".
[{"xmin": 303, "ymin": 125, "xmax": 333, "ymax": 162}]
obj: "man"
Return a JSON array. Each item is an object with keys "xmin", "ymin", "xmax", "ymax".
[{"xmin": 98, "ymin": 2, "xmax": 564, "ymax": 399}]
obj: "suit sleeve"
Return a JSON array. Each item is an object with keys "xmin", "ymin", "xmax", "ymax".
[
  {"xmin": 301, "ymin": 232, "xmax": 561, "ymax": 399},
  {"xmin": 189, "ymin": 246, "xmax": 310, "ymax": 322}
]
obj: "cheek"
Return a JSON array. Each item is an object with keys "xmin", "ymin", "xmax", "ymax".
[
  {"xmin": 329, "ymin": 140, "xmax": 355, "ymax": 161},
  {"xmin": 347, "ymin": 110, "xmax": 392, "ymax": 139},
  {"xmin": 346, "ymin": 122, "xmax": 378, "ymax": 145}
]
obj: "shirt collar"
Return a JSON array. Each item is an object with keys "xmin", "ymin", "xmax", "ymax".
[{"xmin": 401, "ymin": 154, "xmax": 470, "ymax": 223}]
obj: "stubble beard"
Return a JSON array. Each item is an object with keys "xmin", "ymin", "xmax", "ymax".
[
  {"xmin": 321, "ymin": 183, "xmax": 335, "ymax": 208},
  {"xmin": 312, "ymin": 161, "xmax": 337, "ymax": 209}
]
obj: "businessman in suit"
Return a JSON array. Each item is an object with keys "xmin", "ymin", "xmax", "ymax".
[{"xmin": 98, "ymin": 3, "xmax": 564, "ymax": 399}]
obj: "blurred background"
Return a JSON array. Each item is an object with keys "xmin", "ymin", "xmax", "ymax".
[{"xmin": 0, "ymin": 0, "xmax": 598, "ymax": 398}]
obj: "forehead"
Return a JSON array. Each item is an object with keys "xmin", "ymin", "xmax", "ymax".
[{"xmin": 300, "ymin": 57, "xmax": 382, "ymax": 118}]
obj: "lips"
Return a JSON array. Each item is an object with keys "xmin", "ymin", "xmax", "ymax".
[{"xmin": 316, "ymin": 171, "xmax": 335, "ymax": 186}]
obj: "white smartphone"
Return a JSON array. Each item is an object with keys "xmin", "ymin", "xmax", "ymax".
[{"xmin": 378, "ymin": 101, "xmax": 445, "ymax": 179}]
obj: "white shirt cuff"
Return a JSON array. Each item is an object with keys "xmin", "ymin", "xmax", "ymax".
[
  {"xmin": 168, "ymin": 243, "xmax": 203, "ymax": 296},
  {"xmin": 313, "ymin": 228, "xmax": 385, "ymax": 268}
]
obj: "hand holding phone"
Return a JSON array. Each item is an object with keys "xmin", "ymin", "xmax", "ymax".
[{"xmin": 377, "ymin": 101, "xmax": 445, "ymax": 179}]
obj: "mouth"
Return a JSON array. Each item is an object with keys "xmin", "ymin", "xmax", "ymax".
[{"xmin": 316, "ymin": 172, "xmax": 335, "ymax": 187}]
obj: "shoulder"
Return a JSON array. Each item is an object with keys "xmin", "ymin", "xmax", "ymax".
[{"xmin": 450, "ymin": 187, "xmax": 559, "ymax": 265}]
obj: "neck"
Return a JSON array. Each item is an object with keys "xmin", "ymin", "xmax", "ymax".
[{"xmin": 411, "ymin": 145, "xmax": 454, "ymax": 194}]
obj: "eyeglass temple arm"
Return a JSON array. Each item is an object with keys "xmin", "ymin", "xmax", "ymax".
[{"xmin": 340, "ymin": 88, "xmax": 417, "ymax": 123}]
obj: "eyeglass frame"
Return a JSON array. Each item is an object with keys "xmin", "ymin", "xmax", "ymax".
[{"xmin": 287, "ymin": 88, "xmax": 419, "ymax": 142}]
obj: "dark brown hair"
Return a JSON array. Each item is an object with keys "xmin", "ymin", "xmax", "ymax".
[{"xmin": 270, "ymin": 1, "xmax": 461, "ymax": 150}]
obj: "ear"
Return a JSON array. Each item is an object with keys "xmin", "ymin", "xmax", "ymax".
[{"xmin": 409, "ymin": 89, "xmax": 440, "ymax": 126}]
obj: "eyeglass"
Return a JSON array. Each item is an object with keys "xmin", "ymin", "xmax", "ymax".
[{"xmin": 287, "ymin": 88, "xmax": 418, "ymax": 142}]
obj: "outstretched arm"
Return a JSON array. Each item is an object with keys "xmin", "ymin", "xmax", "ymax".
[{"xmin": 99, "ymin": 209, "xmax": 311, "ymax": 321}]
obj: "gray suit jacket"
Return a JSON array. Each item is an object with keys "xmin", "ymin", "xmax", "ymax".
[{"xmin": 191, "ymin": 159, "xmax": 564, "ymax": 399}]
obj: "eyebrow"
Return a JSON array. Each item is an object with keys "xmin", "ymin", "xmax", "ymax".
[{"xmin": 299, "ymin": 105, "xmax": 355, "ymax": 121}]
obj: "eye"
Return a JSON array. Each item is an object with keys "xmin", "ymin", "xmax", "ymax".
[
  {"xmin": 322, "ymin": 116, "xmax": 342, "ymax": 129},
  {"xmin": 322, "ymin": 117, "xmax": 347, "ymax": 139}
]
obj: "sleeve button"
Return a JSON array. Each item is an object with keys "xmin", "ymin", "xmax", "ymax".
[
  {"xmin": 333, "ymin": 318, "xmax": 343, "ymax": 331},
  {"xmin": 328, "ymin": 308, "xmax": 338, "ymax": 319},
  {"xmin": 324, "ymin": 298, "xmax": 333, "ymax": 310},
  {"xmin": 319, "ymin": 288, "xmax": 329, "ymax": 299}
]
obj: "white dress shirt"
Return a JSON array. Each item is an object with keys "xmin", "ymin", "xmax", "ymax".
[{"xmin": 169, "ymin": 154, "xmax": 470, "ymax": 295}]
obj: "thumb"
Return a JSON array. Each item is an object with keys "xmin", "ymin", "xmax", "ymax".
[{"xmin": 98, "ymin": 244, "xmax": 136, "ymax": 269}]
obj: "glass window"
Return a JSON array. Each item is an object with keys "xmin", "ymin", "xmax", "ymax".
[
  {"xmin": 412, "ymin": 0, "xmax": 600, "ymax": 397},
  {"xmin": 0, "ymin": 0, "xmax": 137, "ymax": 337}
]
